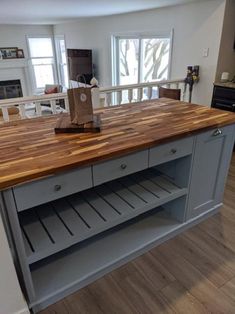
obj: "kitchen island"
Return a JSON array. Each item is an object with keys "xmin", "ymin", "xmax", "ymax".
[{"xmin": 0, "ymin": 98, "xmax": 235, "ymax": 312}]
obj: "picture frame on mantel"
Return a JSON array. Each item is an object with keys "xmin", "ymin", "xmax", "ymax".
[
  {"xmin": 0, "ymin": 47, "xmax": 18, "ymax": 59},
  {"xmin": 17, "ymin": 49, "xmax": 24, "ymax": 59}
]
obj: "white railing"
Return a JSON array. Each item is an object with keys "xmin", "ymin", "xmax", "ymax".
[
  {"xmin": 100, "ymin": 78, "xmax": 187, "ymax": 106},
  {"xmin": 0, "ymin": 78, "xmax": 190, "ymax": 123},
  {"xmin": 0, "ymin": 92, "xmax": 69, "ymax": 123}
]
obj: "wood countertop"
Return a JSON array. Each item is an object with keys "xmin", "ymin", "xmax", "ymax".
[{"xmin": 1, "ymin": 98, "xmax": 235, "ymax": 190}]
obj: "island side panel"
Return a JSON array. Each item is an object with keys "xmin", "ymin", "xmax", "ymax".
[
  {"xmin": 186, "ymin": 124, "xmax": 235, "ymax": 220},
  {"xmin": 2, "ymin": 189, "xmax": 36, "ymax": 303}
]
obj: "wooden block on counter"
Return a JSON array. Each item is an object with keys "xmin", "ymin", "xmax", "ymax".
[{"xmin": 54, "ymin": 114, "xmax": 101, "ymax": 133}]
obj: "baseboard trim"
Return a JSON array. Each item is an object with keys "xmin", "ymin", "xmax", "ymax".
[{"xmin": 14, "ymin": 308, "xmax": 30, "ymax": 314}]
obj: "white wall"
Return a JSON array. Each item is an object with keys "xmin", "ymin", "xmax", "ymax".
[
  {"xmin": 54, "ymin": 0, "xmax": 226, "ymax": 106},
  {"xmin": 216, "ymin": 0, "xmax": 235, "ymax": 81},
  {"xmin": 0, "ymin": 24, "xmax": 54, "ymax": 95},
  {"xmin": 0, "ymin": 24, "xmax": 53, "ymax": 58},
  {"xmin": 0, "ymin": 213, "xmax": 29, "ymax": 314}
]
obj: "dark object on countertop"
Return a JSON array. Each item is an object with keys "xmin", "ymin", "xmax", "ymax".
[{"xmin": 54, "ymin": 113, "xmax": 101, "ymax": 133}]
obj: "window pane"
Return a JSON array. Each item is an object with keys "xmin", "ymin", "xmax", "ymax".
[
  {"xmin": 62, "ymin": 64, "xmax": 69, "ymax": 88},
  {"xmin": 32, "ymin": 58, "xmax": 54, "ymax": 65},
  {"xmin": 59, "ymin": 40, "xmax": 67, "ymax": 64},
  {"xmin": 33, "ymin": 64, "xmax": 54, "ymax": 88},
  {"xmin": 142, "ymin": 38, "xmax": 170, "ymax": 82},
  {"xmin": 28, "ymin": 37, "xmax": 53, "ymax": 58},
  {"xmin": 119, "ymin": 38, "xmax": 139, "ymax": 85}
]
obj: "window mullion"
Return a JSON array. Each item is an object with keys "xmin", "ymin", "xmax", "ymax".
[
  {"xmin": 138, "ymin": 38, "xmax": 142, "ymax": 84},
  {"xmin": 116, "ymin": 37, "xmax": 120, "ymax": 86}
]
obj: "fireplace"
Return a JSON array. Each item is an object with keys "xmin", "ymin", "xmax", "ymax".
[{"xmin": 0, "ymin": 80, "xmax": 23, "ymax": 100}]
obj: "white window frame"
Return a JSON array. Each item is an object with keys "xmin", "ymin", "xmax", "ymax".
[
  {"xmin": 27, "ymin": 35, "xmax": 58, "ymax": 93},
  {"xmin": 111, "ymin": 30, "xmax": 174, "ymax": 86},
  {"xmin": 54, "ymin": 35, "xmax": 69, "ymax": 88}
]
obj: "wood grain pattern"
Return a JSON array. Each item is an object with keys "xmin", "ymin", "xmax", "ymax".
[
  {"xmin": 40, "ymin": 153, "xmax": 235, "ymax": 314},
  {"xmin": 0, "ymin": 98, "xmax": 235, "ymax": 190}
]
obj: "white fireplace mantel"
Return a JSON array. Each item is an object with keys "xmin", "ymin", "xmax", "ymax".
[
  {"xmin": 0, "ymin": 59, "xmax": 31, "ymax": 96},
  {"xmin": 0, "ymin": 58, "xmax": 27, "ymax": 69}
]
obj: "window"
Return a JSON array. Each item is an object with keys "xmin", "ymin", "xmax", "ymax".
[
  {"xmin": 113, "ymin": 34, "xmax": 172, "ymax": 86},
  {"xmin": 55, "ymin": 35, "xmax": 69, "ymax": 88},
  {"xmin": 28, "ymin": 37, "xmax": 56, "ymax": 91}
]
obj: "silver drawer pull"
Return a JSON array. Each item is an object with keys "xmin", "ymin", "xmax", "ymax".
[
  {"xmin": 170, "ymin": 148, "xmax": 177, "ymax": 154},
  {"xmin": 121, "ymin": 164, "xmax": 127, "ymax": 170},
  {"xmin": 213, "ymin": 129, "xmax": 222, "ymax": 137},
  {"xmin": 54, "ymin": 184, "xmax": 62, "ymax": 192}
]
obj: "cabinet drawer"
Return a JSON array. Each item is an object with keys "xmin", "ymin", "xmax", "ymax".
[
  {"xmin": 13, "ymin": 166, "xmax": 92, "ymax": 211},
  {"xmin": 149, "ymin": 137, "xmax": 194, "ymax": 167},
  {"xmin": 93, "ymin": 150, "xmax": 148, "ymax": 186}
]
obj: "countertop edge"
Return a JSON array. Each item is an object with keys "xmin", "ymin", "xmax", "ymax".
[{"xmin": 1, "ymin": 119, "xmax": 235, "ymax": 191}]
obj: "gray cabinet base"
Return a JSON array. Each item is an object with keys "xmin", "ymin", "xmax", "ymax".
[{"xmin": 29, "ymin": 204, "xmax": 220, "ymax": 313}]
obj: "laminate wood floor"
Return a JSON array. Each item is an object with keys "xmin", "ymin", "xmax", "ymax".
[{"xmin": 40, "ymin": 154, "xmax": 235, "ymax": 314}]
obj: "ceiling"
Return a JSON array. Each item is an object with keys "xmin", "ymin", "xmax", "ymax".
[{"xmin": 0, "ymin": 0, "xmax": 202, "ymax": 24}]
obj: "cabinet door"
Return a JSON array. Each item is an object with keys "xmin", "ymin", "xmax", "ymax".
[{"xmin": 187, "ymin": 124, "xmax": 235, "ymax": 220}]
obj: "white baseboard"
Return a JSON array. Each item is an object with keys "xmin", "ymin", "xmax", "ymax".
[{"xmin": 14, "ymin": 308, "xmax": 30, "ymax": 314}]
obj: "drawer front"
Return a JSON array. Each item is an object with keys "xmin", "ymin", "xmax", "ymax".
[
  {"xmin": 149, "ymin": 137, "xmax": 194, "ymax": 167},
  {"xmin": 13, "ymin": 166, "xmax": 92, "ymax": 211},
  {"xmin": 93, "ymin": 150, "xmax": 148, "ymax": 186}
]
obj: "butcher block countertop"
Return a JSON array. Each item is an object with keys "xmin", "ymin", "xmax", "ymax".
[{"xmin": 1, "ymin": 98, "xmax": 235, "ymax": 190}]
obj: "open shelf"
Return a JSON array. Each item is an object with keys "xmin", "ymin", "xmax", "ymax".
[
  {"xmin": 20, "ymin": 168, "xmax": 187, "ymax": 264},
  {"xmin": 30, "ymin": 206, "xmax": 183, "ymax": 311}
]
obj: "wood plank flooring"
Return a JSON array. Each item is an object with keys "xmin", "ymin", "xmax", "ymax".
[{"xmin": 39, "ymin": 153, "xmax": 235, "ymax": 314}]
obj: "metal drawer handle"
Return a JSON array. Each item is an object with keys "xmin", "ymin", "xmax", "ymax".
[
  {"xmin": 54, "ymin": 184, "xmax": 62, "ymax": 192},
  {"xmin": 170, "ymin": 148, "xmax": 177, "ymax": 154},
  {"xmin": 213, "ymin": 129, "xmax": 222, "ymax": 137},
  {"xmin": 121, "ymin": 164, "xmax": 127, "ymax": 170}
]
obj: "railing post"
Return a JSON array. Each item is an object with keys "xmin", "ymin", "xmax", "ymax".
[
  {"xmin": 128, "ymin": 89, "xmax": 133, "ymax": 103},
  {"xmin": 50, "ymin": 100, "xmax": 57, "ymax": 114},
  {"xmin": 2, "ymin": 107, "xmax": 9, "ymax": 122},
  {"xmin": 64, "ymin": 98, "xmax": 69, "ymax": 112},
  {"xmin": 19, "ymin": 104, "xmax": 26, "ymax": 119},
  {"xmin": 117, "ymin": 91, "xmax": 122, "ymax": 105},
  {"xmin": 105, "ymin": 93, "xmax": 112, "ymax": 107},
  {"xmin": 137, "ymin": 88, "xmax": 143, "ymax": 102},
  {"xmin": 147, "ymin": 86, "xmax": 152, "ymax": 100},
  {"xmin": 35, "ymin": 102, "xmax": 42, "ymax": 116}
]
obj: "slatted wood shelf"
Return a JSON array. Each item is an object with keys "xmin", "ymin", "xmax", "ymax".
[
  {"xmin": 20, "ymin": 168, "xmax": 187, "ymax": 264},
  {"xmin": 30, "ymin": 208, "xmax": 182, "ymax": 311}
]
